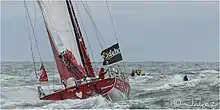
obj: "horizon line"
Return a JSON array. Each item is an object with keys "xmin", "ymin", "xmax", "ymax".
[{"xmin": 0, "ymin": 60, "xmax": 219, "ymax": 63}]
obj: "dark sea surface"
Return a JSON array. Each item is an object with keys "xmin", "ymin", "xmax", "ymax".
[{"xmin": 1, "ymin": 61, "xmax": 219, "ymax": 109}]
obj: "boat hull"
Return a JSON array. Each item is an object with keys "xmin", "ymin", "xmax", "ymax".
[{"xmin": 40, "ymin": 78, "xmax": 130, "ymax": 101}]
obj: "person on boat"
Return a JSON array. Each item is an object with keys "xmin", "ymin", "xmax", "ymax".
[
  {"xmin": 64, "ymin": 50, "xmax": 78, "ymax": 67},
  {"xmin": 78, "ymin": 65, "xmax": 86, "ymax": 74},
  {"xmin": 59, "ymin": 50, "xmax": 82, "ymax": 73},
  {"xmin": 59, "ymin": 50, "xmax": 76, "ymax": 67},
  {"xmin": 183, "ymin": 75, "xmax": 188, "ymax": 81},
  {"xmin": 61, "ymin": 80, "xmax": 67, "ymax": 89},
  {"xmin": 138, "ymin": 69, "xmax": 142, "ymax": 75},
  {"xmin": 99, "ymin": 67, "xmax": 107, "ymax": 79},
  {"xmin": 135, "ymin": 69, "xmax": 141, "ymax": 76},
  {"xmin": 37, "ymin": 86, "xmax": 45, "ymax": 97},
  {"xmin": 131, "ymin": 70, "xmax": 135, "ymax": 77}
]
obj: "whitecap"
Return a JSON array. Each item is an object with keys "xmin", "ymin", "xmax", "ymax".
[{"xmin": 200, "ymin": 70, "xmax": 219, "ymax": 74}]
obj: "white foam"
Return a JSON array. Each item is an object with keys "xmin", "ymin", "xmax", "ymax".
[
  {"xmin": 200, "ymin": 70, "xmax": 219, "ymax": 74},
  {"xmin": 144, "ymin": 83, "xmax": 172, "ymax": 92},
  {"xmin": 165, "ymin": 74, "xmax": 202, "ymax": 88},
  {"xmin": 0, "ymin": 74, "xmax": 15, "ymax": 80},
  {"xmin": 169, "ymin": 78, "xmax": 200, "ymax": 87},
  {"xmin": 209, "ymin": 76, "xmax": 220, "ymax": 87},
  {"xmin": 0, "ymin": 99, "xmax": 49, "ymax": 109},
  {"xmin": 170, "ymin": 74, "xmax": 183, "ymax": 82},
  {"xmin": 1, "ymin": 86, "xmax": 39, "ymax": 101},
  {"xmin": 0, "ymin": 97, "xmax": 7, "ymax": 105},
  {"xmin": 135, "ymin": 75, "xmax": 154, "ymax": 80},
  {"xmin": 39, "ymin": 95, "xmax": 108, "ymax": 109}
]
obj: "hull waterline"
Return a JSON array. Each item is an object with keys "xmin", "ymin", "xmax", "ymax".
[{"xmin": 40, "ymin": 78, "xmax": 130, "ymax": 101}]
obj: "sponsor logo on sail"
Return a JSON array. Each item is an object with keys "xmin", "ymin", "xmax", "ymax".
[{"xmin": 102, "ymin": 48, "xmax": 121, "ymax": 60}]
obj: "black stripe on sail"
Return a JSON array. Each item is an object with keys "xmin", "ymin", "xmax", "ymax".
[{"xmin": 101, "ymin": 43, "xmax": 123, "ymax": 65}]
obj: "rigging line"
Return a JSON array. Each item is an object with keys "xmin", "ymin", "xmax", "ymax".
[
  {"xmin": 84, "ymin": 0, "xmax": 92, "ymax": 15},
  {"xmin": 105, "ymin": 1, "xmax": 127, "ymax": 73},
  {"xmin": 81, "ymin": 1, "xmax": 106, "ymax": 69},
  {"xmin": 105, "ymin": 0, "xmax": 118, "ymax": 42},
  {"xmin": 67, "ymin": 0, "xmax": 89, "ymax": 76},
  {"xmin": 74, "ymin": 0, "xmax": 96, "ymax": 64},
  {"xmin": 66, "ymin": 3, "xmax": 82, "ymax": 61},
  {"xmin": 80, "ymin": 1, "xmax": 104, "ymax": 49},
  {"xmin": 32, "ymin": 2, "xmax": 38, "ymax": 60},
  {"xmin": 80, "ymin": 1, "xmax": 106, "ymax": 49},
  {"xmin": 83, "ymin": 1, "xmax": 107, "ymax": 47},
  {"xmin": 40, "ymin": 1, "xmax": 66, "ymax": 52},
  {"xmin": 33, "ymin": 2, "xmax": 37, "ymax": 31},
  {"xmin": 24, "ymin": 1, "xmax": 43, "ymax": 63},
  {"xmin": 52, "ymin": 61, "xmax": 55, "ymax": 90},
  {"xmin": 24, "ymin": 0, "xmax": 38, "ymax": 79}
]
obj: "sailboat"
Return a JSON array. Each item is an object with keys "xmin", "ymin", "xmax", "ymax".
[{"xmin": 25, "ymin": 0, "xmax": 130, "ymax": 101}]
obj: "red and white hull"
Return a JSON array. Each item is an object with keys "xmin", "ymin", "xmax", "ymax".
[
  {"xmin": 102, "ymin": 78, "xmax": 130, "ymax": 101},
  {"xmin": 40, "ymin": 78, "xmax": 130, "ymax": 101}
]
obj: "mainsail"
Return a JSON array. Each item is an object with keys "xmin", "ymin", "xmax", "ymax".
[
  {"xmin": 38, "ymin": 1, "xmax": 82, "ymax": 65},
  {"xmin": 37, "ymin": 0, "xmax": 95, "ymax": 81}
]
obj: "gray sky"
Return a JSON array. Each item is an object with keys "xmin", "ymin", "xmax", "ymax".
[{"xmin": 1, "ymin": 1, "xmax": 219, "ymax": 62}]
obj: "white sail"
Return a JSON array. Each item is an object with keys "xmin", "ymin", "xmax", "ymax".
[{"xmin": 38, "ymin": 0, "xmax": 83, "ymax": 66}]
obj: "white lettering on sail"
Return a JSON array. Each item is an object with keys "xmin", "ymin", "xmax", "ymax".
[{"xmin": 102, "ymin": 48, "xmax": 121, "ymax": 60}]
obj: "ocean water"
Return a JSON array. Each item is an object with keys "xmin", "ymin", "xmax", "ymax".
[{"xmin": 1, "ymin": 61, "xmax": 219, "ymax": 109}]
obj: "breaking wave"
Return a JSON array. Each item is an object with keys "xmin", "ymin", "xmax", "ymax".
[{"xmin": 1, "ymin": 62, "xmax": 219, "ymax": 109}]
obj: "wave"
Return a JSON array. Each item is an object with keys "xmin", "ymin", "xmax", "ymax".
[
  {"xmin": 134, "ymin": 75, "xmax": 154, "ymax": 80},
  {"xmin": 138, "ymin": 74, "xmax": 201, "ymax": 94},
  {"xmin": 146, "ymin": 84, "xmax": 172, "ymax": 92},
  {"xmin": 0, "ymin": 74, "xmax": 16, "ymax": 80},
  {"xmin": 209, "ymin": 75, "xmax": 220, "ymax": 89},
  {"xmin": 1, "ymin": 62, "xmax": 219, "ymax": 109},
  {"xmin": 129, "ymin": 75, "xmax": 154, "ymax": 84},
  {"xmin": 179, "ymin": 69, "xmax": 219, "ymax": 75},
  {"xmin": 167, "ymin": 75, "xmax": 201, "ymax": 87},
  {"xmin": 1, "ymin": 100, "xmax": 53, "ymax": 109},
  {"xmin": 133, "ymin": 83, "xmax": 172, "ymax": 100},
  {"xmin": 200, "ymin": 69, "xmax": 219, "ymax": 74},
  {"xmin": 1, "ymin": 86, "xmax": 39, "ymax": 101},
  {"xmin": 1, "ymin": 93, "xmax": 107, "ymax": 109},
  {"xmin": 38, "ymin": 95, "xmax": 107, "ymax": 109},
  {"xmin": 100, "ymin": 97, "xmax": 157, "ymax": 109}
]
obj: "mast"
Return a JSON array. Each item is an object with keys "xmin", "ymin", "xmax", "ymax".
[
  {"xmin": 66, "ymin": 0, "xmax": 94, "ymax": 77},
  {"xmin": 69, "ymin": 0, "xmax": 95, "ymax": 77}
]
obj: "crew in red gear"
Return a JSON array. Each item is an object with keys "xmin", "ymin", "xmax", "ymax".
[
  {"xmin": 62, "ymin": 49, "xmax": 78, "ymax": 68},
  {"xmin": 99, "ymin": 67, "xmax": 106, "ymax": 79}
]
